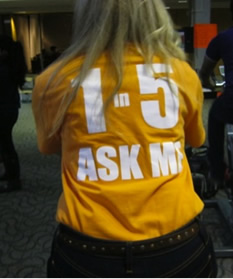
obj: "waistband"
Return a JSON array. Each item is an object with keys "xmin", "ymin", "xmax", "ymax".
[{"xmin": 56, "ymin": 219, "xmax": 200, "ymax": 256}]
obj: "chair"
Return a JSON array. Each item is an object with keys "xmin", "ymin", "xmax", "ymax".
[{"xmin": 19, "ymin": 75, "xmax": 36, "ymax": 103}]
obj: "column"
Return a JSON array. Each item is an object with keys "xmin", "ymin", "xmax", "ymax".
[{"xmin": 190, "ymin": 0, "xmax": 211, "ymax": 71}]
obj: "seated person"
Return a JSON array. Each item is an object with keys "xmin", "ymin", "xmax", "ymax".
[{"xmin": 199, "ymin": 0, "xmax": 233, "ymax": 189}]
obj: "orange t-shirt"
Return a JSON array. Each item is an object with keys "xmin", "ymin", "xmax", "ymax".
[{"xmin": 32, "ymin": 48, "xmax": 205, "ymax": 241}]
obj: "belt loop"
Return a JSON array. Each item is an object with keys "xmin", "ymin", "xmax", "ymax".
[{"xmin": 125, "ymin": 242, "xmax": 133, "ymax": 275}]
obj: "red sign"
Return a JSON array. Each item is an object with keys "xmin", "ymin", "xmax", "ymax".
[{"xmin": 194, "ymin": 24, "xmax": 218, "ymax": 48}]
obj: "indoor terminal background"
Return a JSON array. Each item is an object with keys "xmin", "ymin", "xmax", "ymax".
[{"xmin": 0, "ymin": 0, "xmax": 233, "ymax": 277}]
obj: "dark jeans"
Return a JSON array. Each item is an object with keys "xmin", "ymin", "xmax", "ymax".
[
  {"xmin": 47, "ymin": 219, "xmax": 217, "ymax": 278},
  {"xmin": 208, "ymin": 90, "xmax": 233, "ymax": 180},
  {"xmin": 0, "ymin": 109, "xmax": 20, "ymax": 180}
]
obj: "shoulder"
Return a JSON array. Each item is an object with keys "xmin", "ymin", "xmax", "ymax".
[
  {"xmin": 37, "ymin": 55, "xmax": 85, "ymax": 80},
  {"xmin": 221, "ymin": 26, "xmax": 233, "ymax": 36},
  {"xmin": 35, "ymin": 56, "xmax": 85, "ymax": 92},
  {"xmin": 208, "ymin": 27, "xmax": 233, "ymax": 47},
  {"xmin": 171, "ymin": 58, "xmax": 199, "ymax": 81},
  {"xmin": 35, "ymin": 61, "xmax": 61, "ymax": 88}
]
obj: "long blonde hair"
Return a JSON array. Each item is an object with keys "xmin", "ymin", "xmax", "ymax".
[{"xmin": 44, "ymin": 0, "xmax": 186, "ymax": 135}]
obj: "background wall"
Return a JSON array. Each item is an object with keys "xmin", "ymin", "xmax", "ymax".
[
  {"xmin": 11, "ymin": 13, "xmax": 73, "ymax": 72},
  {"xmin": 212, "ymin": 8, "xmax": 232, "ymax": 31},
  {"xmin": 170, "ymin": 9, "xmax": 190, "ymax": 28},
  {"xmin": 41, "ymin": 13, "xmax": 72, "ymax": 52},
  {"xmin": 1, "ymin": 5, "xmax": 231, "ymax": 73},
  {"xmin": 170, "ymin": 7, "xmax": 232, "ymax": 31}
]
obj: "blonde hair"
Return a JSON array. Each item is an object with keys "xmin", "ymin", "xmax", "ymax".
[{"xmin": 44, "ymin": 0, "xmax": 186, "ymax": 135}]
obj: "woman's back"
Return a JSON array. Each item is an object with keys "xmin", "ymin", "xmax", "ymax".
[{"xmin": 33, "ymin": 46, "xmax": 205, "ymax": 240}]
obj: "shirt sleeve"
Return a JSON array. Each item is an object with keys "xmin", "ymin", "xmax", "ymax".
[{"xmin": 32, "ymin": 69, "xmax": 67, "ymax": 154}]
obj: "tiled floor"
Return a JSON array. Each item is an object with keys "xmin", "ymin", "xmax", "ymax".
[{"xmin": 0, "ymin": 102, "xmax": 232, "ymax": 277}]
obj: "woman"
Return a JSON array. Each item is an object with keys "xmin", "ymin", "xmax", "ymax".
[
  {"xmin": 0, "ymin": 35, "xmax": 27, "ymax": 193},
  {"xmin": 32, "ymin": 0, "xmax": 217, "ymax": 277}
]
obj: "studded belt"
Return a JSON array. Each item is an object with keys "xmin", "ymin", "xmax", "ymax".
[{"xmin": 57, "ymin": 219, "xmax": 200, "ymax": 256}]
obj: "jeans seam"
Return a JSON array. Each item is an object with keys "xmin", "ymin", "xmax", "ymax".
[
  {"xmin": 208, "ymin": 269, "xmax": 214, "ymax": 278},
  {"xmin": 192, "ymin": 253, "xmax": 212, "ymax": 278},
  {"xmin": 125, "ymin": 242, "xmax": 133, "ymax": 275},
  {"xmin": 160, "ymin": 240, "xmax": 206, "ymax": 277}
]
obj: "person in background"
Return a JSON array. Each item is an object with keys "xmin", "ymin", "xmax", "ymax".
[
  {"xmin": 199, "ymin": 0, "xmax": 233, "ymax": 190},
  {"xmin": 47, "ymin": 46, "xmax": 60, "ymax": 65},
  {"xmin": 0, "ymin": 35, "xmax": 27, "ymax": 193},
  {"xmin": 32, "ymin": 0, "xmax": 217, "ymax": 277}
]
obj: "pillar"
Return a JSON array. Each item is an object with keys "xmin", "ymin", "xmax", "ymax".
[{"xmin": 190, "ymin": 0, "xmax": 211, "ymax": 71}]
